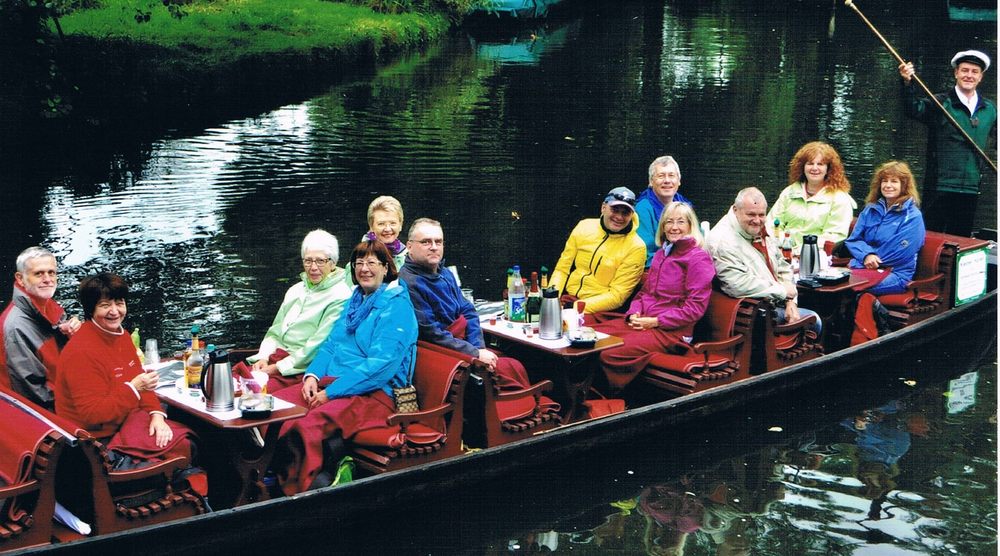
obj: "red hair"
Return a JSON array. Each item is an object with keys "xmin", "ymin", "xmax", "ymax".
[{"xmin": 788, "ymin": 141, "xmax": 851, "ymax": 193}]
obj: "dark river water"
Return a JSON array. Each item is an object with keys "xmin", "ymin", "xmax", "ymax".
[
  {"xmin": 0, "ymin": 0, "xmax": 995, "ymax": 552},
  {"xmin": 462, "ymin": 356, "xmax": 997, "ymax": 556}
]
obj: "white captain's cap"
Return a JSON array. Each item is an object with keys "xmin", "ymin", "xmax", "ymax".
[{"xmin": 951, "ymin": 50, "xmax": 990, "ymax": 71}]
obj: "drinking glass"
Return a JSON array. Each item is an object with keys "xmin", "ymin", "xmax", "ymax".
[{"xmin": 144, "ymin": 339, "xmax": 160, "ymax": 366}]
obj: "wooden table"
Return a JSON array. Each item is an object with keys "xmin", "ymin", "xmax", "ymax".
[
  {"xmin": 158, "ymin": 389, "xmax": 306, "ymax": 508},
  {"xmin": 480, "ymin": 319, "xmax": 623, "ymax": 421},
  {"xmin": 797, "ymin": 271, "xmax": 869, "ymax": 352}
]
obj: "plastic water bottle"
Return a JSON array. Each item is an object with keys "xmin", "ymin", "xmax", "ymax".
[{"xmin": 509, "ymin": 265, "xmax": 527, "ymax": 322}]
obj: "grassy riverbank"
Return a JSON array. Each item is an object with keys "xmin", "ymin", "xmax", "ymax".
[
  {"xmin": 2, "ymin": 1, "xmax": 458, "ymax": 144},
  {"xmin": 56, "ymin": 0, "xmax": 451, "ymax": 67}
]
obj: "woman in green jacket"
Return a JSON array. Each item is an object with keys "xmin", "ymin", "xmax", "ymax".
[{"xmin": 249, "ymin": 229, "xmax": 353, "ymax": 391}]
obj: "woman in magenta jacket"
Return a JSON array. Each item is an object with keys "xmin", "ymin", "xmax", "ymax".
[{"xmin": 593, "ymin": 202, "xmax": 716, "ymax": 390}]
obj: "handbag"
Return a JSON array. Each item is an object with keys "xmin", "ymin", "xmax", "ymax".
[
  {"xmin": 392, "ymin": 353, "xmax": 419, "ymax": 413},
  {"xmin": 392, "ymin": 384, "xmax": 419, "ymax": 414}
]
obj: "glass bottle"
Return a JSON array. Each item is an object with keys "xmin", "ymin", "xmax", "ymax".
[
  {"xmin": 509, "ymin": 266, "xmax": 527, "ymax": 322},
  {"xmin": 526, "ymin": 271, "xmax": 542, "ymax": 323},
  {"xmin": 780, "ymin": 232, "xmax": 795, "ymax": 263},
  {"xmin": 185, "ymin": 325, "xmax": 204, "ymax": 389}
]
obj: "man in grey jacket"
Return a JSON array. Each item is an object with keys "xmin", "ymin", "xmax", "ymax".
[
  {"xmin": 707, "ymin": 187, "xmax": 821, "ymax": 333},
  {"xmin": 0, "ymin": 247, "xmax": 81, "ymax": 409}
]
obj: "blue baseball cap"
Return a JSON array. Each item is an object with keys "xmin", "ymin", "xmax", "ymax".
[{"xmin": 603, "ymin": 187, "xmax": 636, "ymax": 209}]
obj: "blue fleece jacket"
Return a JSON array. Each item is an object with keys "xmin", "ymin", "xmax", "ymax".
[
  {"xmin": 845, "ymin": 198, "xmax": 925, "ymax": 295},
  {"xmin": 398, "ymin": 257, "xmax": 483, "ymax": 357},
  {"xmin": 635, "ymin": 188, "xmax": 693, "ymax": 267},
  {"xmin": 304, "ymin": 280, "xmax": 417, "ymax": 399}
]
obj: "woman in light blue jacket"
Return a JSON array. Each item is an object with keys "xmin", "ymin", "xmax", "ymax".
[
  {"xmin": 845, "ymin": 161, "xmax": 926, "ymax": 295},
  {"xmin": 272, "ymin": 240, "xmax": 417, "ymax": 495}
]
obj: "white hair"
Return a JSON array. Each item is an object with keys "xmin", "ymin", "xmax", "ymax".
[
  {"xmin": 733, "ymin": 187, "xmax": 767, "ymax": 210},
  {"xmin": 300, "ymin": 229, "xmax": 339, "ymax": 265},
  {"xmin": 648, "ymin": 155, "xmax": 681, "ymax": 182},
  {"xmin": 16, "ymin": 246, "xmax": 55, "ymax": 274}
]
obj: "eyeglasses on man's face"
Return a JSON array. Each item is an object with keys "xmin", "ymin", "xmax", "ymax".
[
  {"xmin": 302, "ymin": 258, "xmax": 331, "ymax": 267},
  {"xmin": 413, "ymin": 238, "xmax": 444, "ymax": 247}
]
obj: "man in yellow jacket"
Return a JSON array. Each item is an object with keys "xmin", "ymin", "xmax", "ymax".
[{"xmin": 549, "ymin": 187, "xmax": 646, "ymax": 314}]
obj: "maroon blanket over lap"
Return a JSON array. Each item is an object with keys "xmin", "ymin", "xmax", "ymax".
[
  {"xmin": 591, "ymin": 316, "xmax": 688, "ymax": 391},
  {"xmin": 447, "ymin": 314, "xmax": 533, "ymax": 390},
  {"xmin": 105, "ymin": 409, "xmax": 195, "ymax": 462},
  {"xmin": 272, "ymin": 378, "xmax": 394, "ymax": 495},
  {"xmin": 850, "ymin": 268, "xmax": 892, "ymax": 291}
]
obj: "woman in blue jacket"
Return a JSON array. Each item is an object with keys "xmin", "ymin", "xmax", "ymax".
[
  {"xmin": 272, "ymin": 240, "xmax": 417, "ymax": 494},
  {"xmin": 845, "ymin": 161, "xmax": 926, "ymax": 295}
]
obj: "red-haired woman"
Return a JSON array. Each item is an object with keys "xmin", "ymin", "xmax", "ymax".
[{"xmin": 767, "ymin": 141, "xmax": 857, "ymax": 250}]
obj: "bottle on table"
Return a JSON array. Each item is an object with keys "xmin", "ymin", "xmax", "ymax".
[
  {"xmin": 504, "ymin": 267, "xmax": 513, "ymax": 319},
  {"xmin": 185, "ymin": 325, "xmax": 204, "ymax": 389},
  {"xmin": 131, "ymin": 327, "xmax": 144, "ymax": 365},
  {"xmin": 780, "ymin": 232, "xmax": 794, "ymax": 263},
  {"xmin": 526, "ymin": 271, "xmax": 541, "ymax": 323},
  {"xmin": 509, "ymin": 265, "xmax": 527, "ymax": 322}
]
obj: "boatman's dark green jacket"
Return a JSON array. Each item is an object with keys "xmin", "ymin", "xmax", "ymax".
[{"xmin": 902, "ymin": 83, "xmax": 996, "ymax": 195}]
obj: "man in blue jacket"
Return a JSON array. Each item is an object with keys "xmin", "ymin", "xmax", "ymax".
[
  {"xmin": 635, "ymin": 156, "xmax": 694, "ymax": 266},
  {"xmin": 899, "ymin": 50, "xmax": 996, "ymax": 237},
  {"xmin": 398, "ymin": 218, "xmax": 532, "ymax": 390}
]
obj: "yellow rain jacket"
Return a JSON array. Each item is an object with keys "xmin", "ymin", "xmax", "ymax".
[{"xmin": 550, "ymin": 213, "xmax": 646, "ymax": 313}]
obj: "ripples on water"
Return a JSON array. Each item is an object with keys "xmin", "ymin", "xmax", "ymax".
[
  {"xmin": 7, "ymin": 0, "xmax": 994, "ymax": 350},
  {"xmin": 0, "ymin": 0, "xmax": 994, "ymax": 551},
  {"xmin": 475, "ymin": 362, "xmax": 997, "ymax": 555}
]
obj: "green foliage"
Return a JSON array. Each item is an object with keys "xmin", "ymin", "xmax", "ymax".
[
  {"xmin": 344, "ymin": 0, "xmax": 477, "ymax": 19},
  {"xmin": 49, "ymin": 0, "xmax": 103, "ymax": 17},
  {"xmin": 55, "ymin": 0, "xmax": 448, "ymax": 65},
  {"xmin": 0, "ymin": 0, "xmax": 75, "ymax": 119}
]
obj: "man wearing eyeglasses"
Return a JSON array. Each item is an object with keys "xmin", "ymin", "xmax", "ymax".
[
  {"xmin": 549, "ymin": 187, "xmax": 647, "ymax": 314},
  {"xmin": 636, "ymin": 156, "xmax": 694, "ymax": 267},
  {"xmin": 899, "ymin": 49, "xmax": 996, "ymax": 237},
  {"xmin": 398, "ymin": 218, "xmax": 537, "ymax": 391}
]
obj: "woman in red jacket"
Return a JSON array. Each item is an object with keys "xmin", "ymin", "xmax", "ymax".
[
  {"xmin": 593, "ymin": 202, "xmax": 716, "ymax": 391},
  {"xmin": 55, "ymin": 273, "xmax": 194, "ymax": 464}
]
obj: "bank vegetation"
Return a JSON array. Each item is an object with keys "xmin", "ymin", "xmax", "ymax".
[{"xmin": 2, "ymin": 0, "xmax": 480, "ymax": 144}]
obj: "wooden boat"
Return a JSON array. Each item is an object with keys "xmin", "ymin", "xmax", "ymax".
[{"xmin": 6, "ymin": 239, "xmax": 997, "ymax": 555}]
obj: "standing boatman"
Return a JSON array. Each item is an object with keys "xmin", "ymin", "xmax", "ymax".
[{"xmin": 899, "ymin": 50, "xmax": 996, "ymax": 237}]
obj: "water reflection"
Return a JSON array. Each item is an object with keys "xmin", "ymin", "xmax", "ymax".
[
  {"xmin": 494, "ymin": 364, "xmax": 996, "ymax": 555},
  {"xmin": 0, "ymin": 0, "xmax": 995, "ymax": 349},
  {"xmin": 470, "ymin": 25, "xmax": 573, "ymax": 65}
]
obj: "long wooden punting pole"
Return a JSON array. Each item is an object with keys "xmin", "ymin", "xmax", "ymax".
[{"xmin": 844, "ymin": 0, "xmax": 997, "ymax": 173}]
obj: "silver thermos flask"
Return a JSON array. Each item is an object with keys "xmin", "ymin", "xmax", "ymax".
[
  {"xmin": 204, "ymin": 349, "xmax": 235, "ymax": 412},
  {"xmin": 538, "ymin": 287, "xmax": 563, "ymax": 340},
  {"xmin": 799, "ymin": 234, "xmax": 821, "ymax": 278}
]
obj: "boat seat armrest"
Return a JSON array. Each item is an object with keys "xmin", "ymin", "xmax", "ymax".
[
  {"xmin": 773, "ymin": 314, "xmax": 817, "ymax": 336},
  {"xmin": 906, "ymin": 273, "xmax": 944, "ymax": 291},
  {"xmin": 495, "ymin": 380, "xmax": 554, "ymax": 402},
  {"xmin": 386, "ymin": 403, "xmax": 453, "ymax": 427},
  {"xmin": 106, "ymin": 456, "xmax": 189, "ymax": 483},
  {"xmin": 0, "ymin": 479, "xmax": 40, "ymax": 498},
  {"xmin": 692, "ymin": 334, "xmax": 743, "ymax": 354}
]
